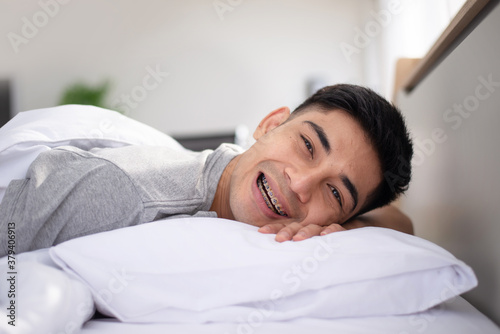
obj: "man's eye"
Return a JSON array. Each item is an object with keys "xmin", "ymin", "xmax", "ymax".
[
  {"xmin": 301, "ymin": 136, "xmax": 313, "ymax": 156},
  {"xmin": 330, "ymin": 185, "xmax": 342, "ymax": 207}
]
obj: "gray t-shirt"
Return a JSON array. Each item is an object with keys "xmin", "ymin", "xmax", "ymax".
[{"xmin": 0, "ymin": 143, "xmax": 242, "ymax": 257}]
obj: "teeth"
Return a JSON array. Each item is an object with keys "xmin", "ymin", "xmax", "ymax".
[
  {"xmin": 257, "ymin": 175, "xmax": 274, "ymax": 213},
  {"xmin": 257, "ymin": 174, "xmax": 287, "ymax": 216}
]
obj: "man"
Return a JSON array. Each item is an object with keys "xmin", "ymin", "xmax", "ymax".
[
  {"xmin": 212, "ymin": 84, "xmax": 413, "ymax": 241},
  {"xmin": 0, "ymin": 84, "xmax": 413, "ymax": 257}
]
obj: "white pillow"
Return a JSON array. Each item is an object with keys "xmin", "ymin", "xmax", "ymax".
[
  {"xmin": 0, "ymin": 249, "xmax": 95, "ymax": 334},
  {"xmin": 0, "ymin": 104, "xmax": 183, "ymax": 201},
  {"xmin": 49, "ymin": 217, "xmax": 477, "ymax": 323}
]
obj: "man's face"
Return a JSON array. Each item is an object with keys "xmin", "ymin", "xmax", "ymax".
[{"xmin": 227, "ymin": 107, "xmax": 382, "ymax": 228}]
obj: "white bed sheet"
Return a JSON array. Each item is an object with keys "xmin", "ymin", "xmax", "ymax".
[{"xmin": 81, "ymin": 297, "xmax": 499, "ymax": 334}]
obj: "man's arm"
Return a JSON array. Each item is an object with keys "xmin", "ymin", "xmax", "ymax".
[
  {"xmin": 258, "ymin": 204, "xmax": 413, "ymax": 242},
  {"xmin": 341, "ymin": 205, "xmax": 414, "ymax": 234}
]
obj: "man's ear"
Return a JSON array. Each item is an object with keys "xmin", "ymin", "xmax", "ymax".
[{"xmin": 253, "ymin": 107, "xmax": 291, "ymax": 140}]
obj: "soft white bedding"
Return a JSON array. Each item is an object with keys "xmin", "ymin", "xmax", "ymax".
[
  {"xmin": 0, "ymin": 105, "xmax": 183, "ymax": 202},
  {"xmin": 80, "ymin": 297, "xmax": 500, "ymax": 334},
  {"xmin": 48, "ymin": 217, "xmax": 477, "ymax": 323},
  {"xmin": 1, "ymin": 219, "xmax": 499, "ymax": 334}
]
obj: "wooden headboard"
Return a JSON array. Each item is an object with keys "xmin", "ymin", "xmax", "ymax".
[{"xmin": 395, "ymin": 0, "xmax": 500, "ymax": 325}]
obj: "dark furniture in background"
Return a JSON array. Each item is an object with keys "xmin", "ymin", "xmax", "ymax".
[{"xmin": 0, "ymin": 80, "xmax": 11, "ymax": 127}]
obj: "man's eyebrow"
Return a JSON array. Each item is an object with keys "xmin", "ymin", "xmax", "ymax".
[
  {"xmin": 303, "ymin": 120, "xmax": 357, "ymax": 211},
  {"xmin": 304, "ymin": 121, "xmax": 331, "ymax": 154},
  {"xmin": 341, "ymin": 174, "xmax": 358, "ymax": 212}
]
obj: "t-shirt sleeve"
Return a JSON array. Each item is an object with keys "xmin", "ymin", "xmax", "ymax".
[{"xmin": 0, "ymin": 147, "xmax": 144, "ymax": 257}]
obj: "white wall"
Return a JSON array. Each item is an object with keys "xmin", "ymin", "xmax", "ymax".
[
  {"xmin": 364, "ymin": 0, "xmax": 467, "ymax": 100},
  {"xmin": 0, "ymin": 0, "xmax": 373, "ymax": 140},
  {"xmin": 397, "ymin": 1, "xmax": 500, "ymax": 324}
]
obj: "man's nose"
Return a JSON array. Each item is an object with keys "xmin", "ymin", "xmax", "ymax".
[{"xmin": 285, "ymin": 166, "xmax": 319, "ymax": 203}]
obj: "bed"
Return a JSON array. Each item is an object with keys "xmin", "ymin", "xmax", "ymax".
[{"xmin": 0, "ymin": 105, "xmax": 499, "ymax": 334}]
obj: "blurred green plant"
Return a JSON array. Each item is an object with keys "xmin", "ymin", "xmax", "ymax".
[{"xmin": 59, "ymin": 81, "xmax": 118, "ymax": 111}]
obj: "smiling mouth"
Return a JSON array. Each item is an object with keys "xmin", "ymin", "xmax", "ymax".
[{"xmin": 257, "ymin": 173, "xmax": 287, "ymax": 216}]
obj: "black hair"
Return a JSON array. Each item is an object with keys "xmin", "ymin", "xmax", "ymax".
[{"xmin": 291, "ymin": 84, "xmax": 413, "ymax": 217}]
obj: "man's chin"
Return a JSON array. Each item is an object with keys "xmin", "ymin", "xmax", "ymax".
[
  {"xmin": 230, "ymin": 212, "xmax": 266, "ymax": 228},
  {"xmin": 235, "ymin": 218, "xmax": 263, "ymax": 227}
]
